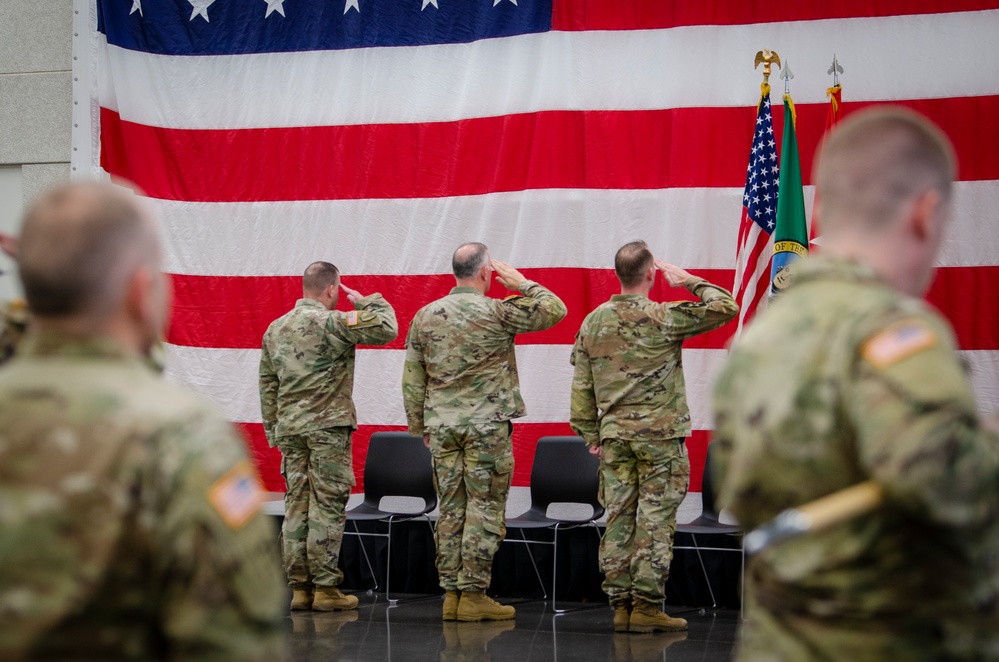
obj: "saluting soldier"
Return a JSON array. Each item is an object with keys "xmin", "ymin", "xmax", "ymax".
[
  {"xmin": 402, "ymin": 242, "xmax": 567, "ymax": 622},
  {"xmin": 260, "ymin": 261, "xmax": 397, "ymax": 612},
  {"xmin": 570, "ymin": 241, "xmax": 738, "ymax": 633}
]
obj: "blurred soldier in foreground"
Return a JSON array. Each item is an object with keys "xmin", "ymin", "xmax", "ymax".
[
  {"xmin": 570, "ymin": 241, "xmax": 738, "ymax": 633},
  {"xmin": 260, "ymin": 262, "xmax": 397, "ymax": 611},
  {"xmin": 403, "ymin": 243, "xmax": 566, "ymax": 622},
  {"xmin": 0, "ymin": 183, "xmax": 285, "ymax": 659},
  {"xmin": 713, "ymin": 108, "xmax": 999, "ymax": 660}
]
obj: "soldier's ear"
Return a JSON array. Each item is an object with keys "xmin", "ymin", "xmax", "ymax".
[{"xmin": 910, "ymin": 188, "xmax": 942, "ymax": 242}]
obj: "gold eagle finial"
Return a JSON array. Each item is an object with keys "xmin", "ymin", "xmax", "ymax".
[{"xmin": 754, "ymin": 49, "xmax": 781, "ymax": 85}]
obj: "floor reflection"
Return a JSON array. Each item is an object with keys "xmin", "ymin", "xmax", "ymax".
[{"xmin": 283, "ymin": 593, "xmax": 739, "ymax": 661}]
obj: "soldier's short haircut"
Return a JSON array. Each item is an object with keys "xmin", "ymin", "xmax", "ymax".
[
  {"xmin": 452, "ymin": 242, "xmax": 489, "ymax": 280},
  {"xmin": 303, "ymin": 261, "xmax": 339, "ymax": 294},
  {"xmin": 815, "ymin": 107, "xmax": 956, "ymax": 231},
  {"xmin": 615, "ymin": 241, "xmax": 653, "ymax": 288},
  {"xmin": 19, "ymin": 183, "xmax": 157, "ymax": 318}
]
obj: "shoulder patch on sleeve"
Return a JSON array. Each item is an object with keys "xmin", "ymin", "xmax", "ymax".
[
  {"xmin": 861, "ymin": 319, "xmax": 938, "ymax": 369},
  {"xmin": 208, "ymin": 460, "xmax": 264, "ymax": 529},
  {"xmin": 345, "ymin": 310, "xmax": 359, "ymax": 326},
  {"xmin": 502, "ymin": 294, "xmax": 523, "ymax": 302}
]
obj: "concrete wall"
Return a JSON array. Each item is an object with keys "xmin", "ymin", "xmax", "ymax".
[{"xmin": 0, "ymin": 0, "xmax": 73, "ymax": 299}]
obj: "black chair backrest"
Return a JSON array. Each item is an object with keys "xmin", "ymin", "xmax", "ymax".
[
  {"xmin": 362, "ymin": 432, "xmax": 437, "ymax": 513},
  {"xmin": 699, "ymin": 441, "xmax": 721, "ymax": 521},
  {"xmin": 528, "ymin": 436, "xmax": 604, "ymax": 520}
]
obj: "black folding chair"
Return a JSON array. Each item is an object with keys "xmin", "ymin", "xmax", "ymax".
[
  {"xmin": 503, "ymin": 435, "xmax": 604, "ymax": 613},
  {"xmin": 674, "ymin": 442, "xmax": 744, "ymax": 612},
  {"xmin": 344, "ymin": 432, "xmax": 437, "ymax": 604}
]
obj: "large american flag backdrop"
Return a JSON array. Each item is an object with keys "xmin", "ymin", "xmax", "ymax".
[{"xmin": 73, "ymin": 1, "xmax": 999, "ymax": 493}]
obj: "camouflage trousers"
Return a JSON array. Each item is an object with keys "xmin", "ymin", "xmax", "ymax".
[
  {"xmin": 429, "ymin": 421, "xmax": 514, "ymax": 592},
  {"xmin": 277, "ymin": 427, "xmax": 355, "ymax": 589},
  {"xmin": 599, "ymin": 437, "xmax": 689, "ymax": 606}
]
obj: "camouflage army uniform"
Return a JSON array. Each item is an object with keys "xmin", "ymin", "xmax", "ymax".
[
  {"xmin": 0, "ymin": 299, "xmax": 29, "ymax": 365},
  {"xmin": 402, "ymin": 282, "xmax": 566, "ymax": 592},
  {"xmin": 570, "ymin": 276, "xmax": 738, "ymax": 608},
  {"xmin": 259, "ymin": 294, "xmax": 397, "ymax": 591},
  {"xmin": 712, "ymin": 256, "xmax": 999, "ymax": 661},
  {"xmin": 0, "ymin": 331, "xmax": 285, "ymax": 660}
]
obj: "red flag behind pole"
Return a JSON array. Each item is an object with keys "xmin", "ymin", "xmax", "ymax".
[{"xmin": 810, "ymin": 84, "xmax": 842, "ymax": 251}]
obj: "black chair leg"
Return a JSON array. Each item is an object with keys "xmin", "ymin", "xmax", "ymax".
[
  {"xmin": 690, "ymin": 534, "xmax": 718, "ymax": 608},
  {"xmin": 519, "ymin": 529, "xmax": 548, "ymax": 600},
  {"xmin": 350, "ymin": 520, "xmax": 380, "ymax": 592}
]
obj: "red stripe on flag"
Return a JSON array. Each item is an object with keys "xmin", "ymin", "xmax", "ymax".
[
  {"xmin": 237, "ymin": 422, "xmax": 715, "ymax": 494},
  {"xmin": 101, "ymin": 107, "xmax": 752, "ymax": 202},
  {"xmin": 927, "ymin": 266, "xmax": 999, "ymax": 352},
  {"xmin": 167, "ymin": 267, "xmax": 739, "ymax": 350},
  {"xmin": 173, "ymin": 266, "xmax": 999, "ymax": 351},
  {"xmin": 734, "ymin": 218, "xmax": 773, "ymax": 330},
  {"xmin": 552, "ymin": 0, "xmax": 999, "ymax": 31},
  {"xmin": 101, "ymin": 96, "xmax": 999, "ymax": 202},
  {"xmin": 773, "ymin": 95, "xmax": 999, "ymax": 185}
]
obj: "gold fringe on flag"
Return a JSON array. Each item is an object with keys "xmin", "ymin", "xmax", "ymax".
[
  {"xmin": 783, "ymin": 92, "xmax": 797, "ymax": 128},
  {"xmin": 826, "ymin": 84, "xmax": 842, "ymax": 114}
]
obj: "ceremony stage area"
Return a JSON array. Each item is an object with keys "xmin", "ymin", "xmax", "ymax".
[
  {"xmin": 269, "ymin": 488, "xmax": 744, "ymax": 660},
  {"xmin": 265, "ymin": 489, "xmax": 744, "ymax": 610}
]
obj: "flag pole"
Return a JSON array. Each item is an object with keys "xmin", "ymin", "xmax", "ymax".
[
  {"xmin": 811, "ymin": 55, "xmax": 845, "ymax": 250},
  {"xmin": 769, "ymin": 61, "xmax": 808, "ymax": 298},
  {"xmin": 733, "ymin": 50, "xmax": 781, "ymax": 336}
]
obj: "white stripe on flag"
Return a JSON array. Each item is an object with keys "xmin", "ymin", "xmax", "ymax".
[
  {"xmin": 163, "ymin": 344, "xmax": 733, "ymax": 431},
  {"xmin": 734, "ymin": 222, "xmax": 773, "ymax": 334},
  {"xmin": 98, "ymin": 11, "xmax": 999, "ymax": 129}
]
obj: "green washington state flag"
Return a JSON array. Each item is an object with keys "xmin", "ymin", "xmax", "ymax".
[{"xmin": 770, "ymin": 94, "xmax": 808, "ymax": 296}]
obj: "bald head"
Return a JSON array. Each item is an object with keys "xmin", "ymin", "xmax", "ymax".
[
  {"xmin": 615, "ymin": 240, "xmax": 653, "ymax": 288},
  {"xmin": 815, "ymin": 107, "xmax": 956, "ymax": 234},
  {"xmin": 303, "ymin": 261, "xmax": 339, "ymax": 296},
  {"xmin": 19, "ymin": 183, "xmax": 161, "ymax": 321},
  {"xmin": 452, "ymin": 242, "xmax": 489, "ymax": 280}
]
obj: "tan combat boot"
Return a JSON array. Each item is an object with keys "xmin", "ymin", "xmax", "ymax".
[
  {"xmin": 456, "ymin": 591, "xmax": 516, "ymax": 622},
  {"xmin": 629, "ymin": 601, "xmax": 687, "ymax": 633},
  {"xmin": 312, "ymin": 586, "xmax": 359, "ymax": 611},
  {"xmin": 290, "ymin": 587, "xmax": 314, "ymax": 611},
  {"xmin": 442, "ymin": 590, "xmax": 461, "ymax": 621},
  {"xmin": 612, "ymin": 600, "xmax": 631, "ymax": 632}
]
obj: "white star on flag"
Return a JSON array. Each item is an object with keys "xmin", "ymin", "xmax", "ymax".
[
  {"xmin": 344, "ymin": 0, "xmax": 360, "ymax": 13},
  {"xmin": 422, "ymin": 0, "xmax": 438, "ymax": 8},
  {"xmin": 493, "ymin": 0, "xmax": 518, "ymax": 5},
  {"xmin": 264, "ymin": 0, "xmax": 286, "ymax": 17},
  {"xmin": 188, "ymin": 0, "xmax": 215, "ymax": 22},
  {"xmin": 130, "ymin": 0, "xmax": 142, "ymax": 17}
]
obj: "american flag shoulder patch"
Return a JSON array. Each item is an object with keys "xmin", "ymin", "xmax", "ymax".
[
  {"xmin": 862, "ymin": 319, "xmax": 938, "ymax": 369},
  {"xmin": 345, "ymin": 310, "xmax": 359, "ymax": 326},
  {"xmin": 208, "ymin": 460, "xmax": 264, "ymax": 529}
]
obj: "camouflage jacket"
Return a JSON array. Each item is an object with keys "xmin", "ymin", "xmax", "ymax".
[
  {"xmin": 402, "ymin": 281, "xmax": 567, "ymax": 435},
  {"xmin": 569, "ymin": 276, "xmax": 737, "ymax": 446},
  {"xmin": 259, "ymin": 294, "xmax": 397, "ymax": 442},
  {"xmin": 0, "ymin": 299, "xmax": 29, "ymax": 366},
  {"xmin": 712, "ymin": 257, "xmax": 999, "ymax": 660},
  {"xmin": 0, "ymin": 331, "xmax": 285, "ymax": 661}
]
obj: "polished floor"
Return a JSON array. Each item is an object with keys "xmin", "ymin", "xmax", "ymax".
[{"xmin": 286, "ymin": 592, "xmax": 740, "ymax": 661}]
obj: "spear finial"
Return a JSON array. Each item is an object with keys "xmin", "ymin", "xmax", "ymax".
[
  {"xmin": 827, "ymin": 53, "xmax": 844, "ymax": 86},
  {"xmin": 780, "ymin": 60, "xmax": 794, "ymax": 94}
]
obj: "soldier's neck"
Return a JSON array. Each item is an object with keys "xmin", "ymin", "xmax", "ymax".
[{"xmin": 32, "ymin": 314, "xmax": 143, "ymax": 354}]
